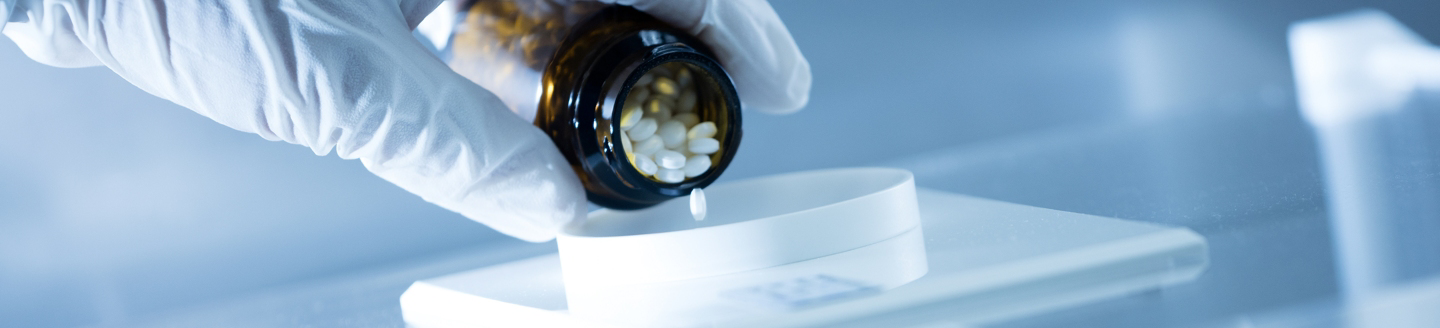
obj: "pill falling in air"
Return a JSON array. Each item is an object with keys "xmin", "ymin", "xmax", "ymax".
[{"xmin": 690, "ymin": 187, "xmax": 707, "ymax": 221}]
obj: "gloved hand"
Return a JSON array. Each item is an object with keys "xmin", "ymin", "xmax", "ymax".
[
  {"xmin": 1, "ymin": 0, "xmax": 810, "ymax": 241},
  {"xmin": 597, "ymin": 0, "xmax": 811, "ymax": 114},
  {"xmin": 0, "ymin": 1, "xmax": 11, "ymax": 34}
]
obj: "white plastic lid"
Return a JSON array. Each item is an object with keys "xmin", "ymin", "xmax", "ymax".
[{"xmin": 558, "ymin": 167, "xmax": 922, "ymax": 288}]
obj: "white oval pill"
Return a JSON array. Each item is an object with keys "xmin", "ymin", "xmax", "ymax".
[
  {"xmin": 620, "ymin": 105, "xmax": 642, "ymax": 130},
  {"xmin": 633, "ymin": 136, "xmax": 664, "ymax": 155},
  {"xmin": 655, "ymin": 150, "xmax": 686, "ymax": 169},
  {"xmin": 676, "ymin": 68, "xmax": 693, "ymax": 88},
  {"xmin": 629, "ymin": 118, "xmax": 657, "ymax": 140},
  {"xmin": 656, "ymin": 169, "xmax": 685, "ymax": 183},
  {"xmin": 658, "ymin": 120, "xmax": 688, "ymax": 149},
  {"xmin": 687, "ymin": 122, "xmax": 717, "ymax": 139},
  {"xmin": 677, "ymin": 90, "xmax": 697, "ymax": 113},
  {"xmin": 673, "ymin": 112, "xmax": 699, "ymax": 128},
  {"xmin": 632, "ymin": 154, "xmax": 658, "ymax": 176},
  {"xmin": 688, "ymin": 137, "xmax": 720, "ymax": 154},
  {"xmin": 652, "ymin": 77, "xmax": 678, "ymax": 95},
  {"xmin": 683, "ymin": 154, "xmax": 711, "ymax": 177},
  {"xmin": 644, "ymin": 98, "xmax": 672, "ymax": 122},
  {"xmin": 620, "ymin": 130, "xmax": 632, "ymax": 150},
  {"xmin": 689, "ymin": 187, "xmax": 706, "ymax": 221},
  {"xmin": 644, "ymin": 97, "xmax": 669, "ymax": 113}
]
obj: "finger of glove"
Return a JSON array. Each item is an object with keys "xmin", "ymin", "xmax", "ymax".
[
  {"xmin": 7, "ymin": 0, "xmax": 585, "ymax": 241},
  {"xmin": 0, "ymin": 0, "xmax": 14, "ymax": 40},
  {"xmin": 3, "ymin": 0, "xmax": 104, "ymax": 67},
  {"xmin": 399, "ymin": 0, "xmax": 444, "ymax": 29},
  {"xmin": 600, "ymin": 0, "xmax": 811, "ymax": 114}
]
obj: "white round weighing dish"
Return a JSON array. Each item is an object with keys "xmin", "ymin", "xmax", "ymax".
[{"xmin": 557, "ymin": 167, "xmax": 923, "ymax": 288}]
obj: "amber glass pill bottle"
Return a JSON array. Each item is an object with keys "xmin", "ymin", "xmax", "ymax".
[{"xmin": 448, "ymin": 2, "xmax": 742, "ymax": 209}]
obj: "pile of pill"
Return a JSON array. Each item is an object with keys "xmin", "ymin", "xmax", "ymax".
[{"xmin": 618, "ymin": 63, "xmax": 721, "ymax": 183}]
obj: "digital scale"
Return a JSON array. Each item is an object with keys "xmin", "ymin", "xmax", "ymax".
[{"xmin": 399, "ymin": 168, "xmax": 1208, "ymax": 327}]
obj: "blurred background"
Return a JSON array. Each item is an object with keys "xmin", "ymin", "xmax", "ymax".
[{"xmin": 3, "ymin": 0, "xmax": 1440, "ymax": 327}]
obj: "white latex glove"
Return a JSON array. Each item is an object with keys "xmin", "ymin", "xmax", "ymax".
[
  {"xmin": 1, "ymin": 0, "xmax": 809, "ymax": 241},
  {"xmin": 0, "ymin": 1, "xmax": 11, "ymax": 34},
  {"xmin": 599, "ymin": 0, "xmax": 811, "ymax": 114}
]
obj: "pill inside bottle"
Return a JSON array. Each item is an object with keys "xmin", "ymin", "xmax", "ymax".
[
  {"xmin": 450, "ymin": 3, "xmax": 739, "ymax": 209},
  {"xmin": 607, "ymin": 62, "xmax": 730, "ymax": 184}
]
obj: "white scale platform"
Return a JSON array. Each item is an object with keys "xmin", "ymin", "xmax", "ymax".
[{"xmin": 400, "ymin": 187, "xmax": 1208, "ymax": 328}]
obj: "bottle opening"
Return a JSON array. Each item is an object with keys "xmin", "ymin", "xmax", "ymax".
[{"xmin": 600, "ymin": 60, "xmax": 738, "ymax": 186}]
